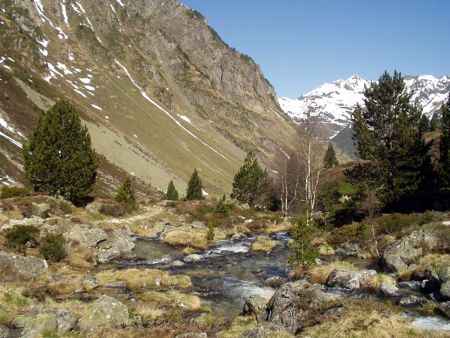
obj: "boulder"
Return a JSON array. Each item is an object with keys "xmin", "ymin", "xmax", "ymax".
[
  {"xmin": 327, "ymin": 269, "xmax": 377, "ymax": 290},
  {"xmin": 398, "ymin": 295, "xmax": 427, "ymax": 307},
  {"xmin": 183, "ymin": 254, "xmax": 203, "ymax": 263},
  {"xmin": 244, "ymin": 323, "xmax": 292, "ymax": 338},
  {"xmin": 0, "ymin": 251, "xmax": 47, "ymax": 280},
  {"xmin": 264, "ymin": 276, "xmax": 287, "ymax": 288},
  {"xmin": 243, "ymin": 295, "xmax": 270, "ymax": 316},
  {"xmin": 380, "ymin": 281, "xmax": 400, "ymax": 297},
  {"xmin": 0, "ymin": 325, "xmax": 9, "ymax": 338},
  {"xmin": 65, "ymin": 225, "xmax": 107, "ymax": 248},
  {"xmin": 382, "ymin": 230, "xmax": 440, "ymax": 273},
  {"xmin": 171, "ymin": 260, "xmax": 185, "ymax": 268},
  {"xmin": 77, "ymin": 295, "xmax": 130, "ymax": 333},
  {"xmin": 437, "ymin": 302, "xmax": 450, "ymax": 319},
  {"xmin": 97, "ymin": 229, "xmax": 135, "ymax": 263},
  {"xmin": 257, "ymin": 280, "xmax": 339, "ymax": 334},
  {"xmin": 439, "ymin": 267, "xmax": 450, "ymax": 300},
  {"xmin": 14, "ymin": 308, "xmax": 77, "ymax": 337},
  {"xmin": 336, "ymin": 243, "xmax": 360, "ymax": 257},
  {"xmin": 82, "ymin": 276, "xmax": 99, "ymax": 291},
  {"xmin": 175, "ymin": 333, "xmax": 208, "ymax": 338}
]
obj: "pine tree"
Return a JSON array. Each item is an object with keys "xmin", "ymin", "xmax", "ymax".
[
  {"xmin": 165, "ymin": 180, "xmax": 179, "ymax": 200},
  {"xmin": 438, "ymin": 94, "xmax": 450, "ymax": 193},
  {"xmin": 186, "ymin": 169, "xmax": 204, "ymax": 200},
  {"xmin": 115, "ymin": 176, "xmax": 136, "ymax": 208},
  {"xmin": 23, "ymin": 99, "xmax": 97, "ymax": 204},
  {"xmin": 288, "ymin": 217, "xmax": 319, "ymax": 271},
  {"xmin": 430, "ymin": 113, "xmax": 440, "ymax": 131},
  {"xmin": 231, "ymin": 151, "xmax": 272, "ymax": 207},
  {"xmin": 346, "ymin": 71, "xmax": 427, "ymax": 207},
  {"xmin": 323, "ymin": 143, "xmax": 339, "ymax": 168},
  {"xmin": 419, "ymin": 114, "xmax": 430, "ymax": 134}
]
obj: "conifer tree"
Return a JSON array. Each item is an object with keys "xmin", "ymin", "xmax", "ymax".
[
  {"xmin": 438, "ymin": 94, "xmax": 450, "ymax": 193},
  {"xmin": 115, "ymin": 176, "xmax": 136, "ymax": 208},
  {"xmin": 430, "ymin": 113, "xmax": 439, "ymax": 131},
  {"xmin": 23, "ymin": 99, "xmax": 97, "ymax": 204},
  {"xmin": 419, "ymin": 114, "xmax": 430, "ymax": 134},
  {"xmin": 323, "ymin": 143, "xmax": 339, "ymax": 168},
  {"xmin": 165, "ymin": 180, "xmax": 179, "ymax": 200},
  {"xmin": 346, "ymin": 71, "xmax": 427, "ymax": 207},
  {"xmin": 231, "ymin": 151, "xmax": 272, "ymax": 207},
  {"xmin": 186, "ymin": 169, "xmax": 204, "ymax": 200}
]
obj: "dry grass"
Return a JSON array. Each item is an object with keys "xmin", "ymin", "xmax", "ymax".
[
  {"xmin": 267, "ymin": 221, "xmax": 292, "ymax": 234},
  {"xmin": 138, "ymin": 290, "xmax": 201, "ymax": 310},
  {"xmin": 399, "ymin": 253, "xmax": 450, "ymax": 281},
  {"xmin": 365, "ymin": 273, "xmax": 397, "ymax": 291},
  {"xmin": 96, "ymin": 268, "xmax": 192, "ymax": 291},
  {"xmin": 0, "ymin": 283, "xmax": 34, "ymax": 325},
  {"xmin": 250, "ymin": 236, "xmax": 277, "ymax": 252},
  {"xmin": 307, "ymin": 261, "xmax": 356, "ymax": 284}
]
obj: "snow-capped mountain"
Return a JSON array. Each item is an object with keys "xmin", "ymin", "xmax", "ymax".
[{"xmin": 279, "ymin": 74, "xmax": 450, "ymax": 135}]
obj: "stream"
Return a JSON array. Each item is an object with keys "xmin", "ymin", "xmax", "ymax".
[{"xmin": 119, "ymin": 232, "xmax": 450, "ymax": 331}]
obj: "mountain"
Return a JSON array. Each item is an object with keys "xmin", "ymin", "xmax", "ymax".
[
  {"xmin": 0, "ymin": 0, "xmax": 295, "ymax": 195},
  {"xmin": 279, "ymin": 75, "xmax": 450, "ymax": 148}
]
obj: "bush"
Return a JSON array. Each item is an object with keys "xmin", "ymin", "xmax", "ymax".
[
  {"xmin": 215, "ymin": 199, "xmax": 231, "ymax": 215},
  {"xmin": 0, "ymin": 186, "xmax": 30, "ymax": 199},
  {"xmin": 99, "ymin": 203, "xmax": 126, "ymax": 217},
  {"xmin": 5, "ymin": 225, "xmax": 39, "ymax": 252},
  {"xmin": 377, "ymin": 213, "xmax": 415, "ymax": 235},
  {"xmin": 58, "ymin": 200, "xmax": 73, "ymax": 214},
  {"xmin": 207, "ymin": 224, "xmax": 215, "ymax": 241},
  {"xmin": 329, "ymin": 222, "xmax": 370, "ymax": 246},
  {"xmin": 419, "ymin": 211, "xmax": 435, "ymax": 225},
  {"xmin": 39, "ymin": 234, "xmax": 66, "ymax": 262},
  {"xmin": 288, "ymin": 218, "xmax": 319, "ymax": 271}
]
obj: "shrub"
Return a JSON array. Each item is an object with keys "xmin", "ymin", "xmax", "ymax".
[
  {"xmin": 39, "ymin": 234, "xmax": 66, "ymax": 262},
  {"xmin": 58, "ymin": 200, "xmax": 73, "ymax": 214},
  {"xmin": 288, "ymin": 217, "xmax": 319, "ymax": 271},
  {"xmin": 206, "ymin": 224, "xmax": 215, "ymax": 241},
  {"xmin": 329, "ymin": 222, "xmax": 370, "ymax": 246},
  {"xmin": 419, "ymin": 211, "xmax": 435, "ymax": 225},
  {"xmin": 377, "ymin": 213, "xmax": 415, "ymax": 235},
  {"xmin": 4, "ymin": 225, "xmax": 39, "ymax": 252},
  {"xmin": 215, "ymin": 199, "xmax": 231, "ymax": 215},
  {"xmin": 0, "ymin": 186, "xmax": 30, "ymax": 199},
  {"xmin": 99, "ymin": 203, "xmax": 126, "ymax": 217}
]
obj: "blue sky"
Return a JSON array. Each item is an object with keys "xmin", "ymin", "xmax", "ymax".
[{"xmin": 181, "ymin": 0, "xmax": 450, "ymax": 98}]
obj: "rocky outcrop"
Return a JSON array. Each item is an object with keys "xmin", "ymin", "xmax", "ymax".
[
  {"xmin": 13, "ymin": 308, "xmax": 77, "ymax": 337},
  {"xmin": 65, "ymin": 225, "xmax": 107, "ymax": 249},
  {"xmin": 327, "ymin": 269, "xmax": 376, "ymax": 290},
  {"xmin": 438, "ymin": 302, "xmax": 450, "ymax": 319},
  {"xmin": 97, "ymin": 229, "xmax": 135, "ymax": 263},
  {"xmin": 77, "ymin": 296, "xmax": 131, "ymax": 333},
  {"xmin": 257, "ymin": 280, "xmax": 340, "ymax": 334},
  {"xmin": 243, "ymin": 323, "xmax": 292, "ymax": 338},
  {"xmin": 382, "ymin": 230, "xmax": 441, "ymax": 273},
  {"xmin": 0, "ymin": 251, "xmax": 47, "ymax": 280},
  {"xmin": 264, "ymin": 276, "xmax": 287, "ymax": 288},
  {"xmin": 243, "ymin": 295, "xmax": 271, "ymax": 317}
]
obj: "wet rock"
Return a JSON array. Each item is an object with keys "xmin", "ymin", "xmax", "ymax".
[
  {"xmin": 243, "ymin": 295, "xmax": 269, "ymax": 316},
  {"xmin": 183, "ymin": 254, "xmax": 203, "ymax": 263},
  {"xmin": 327, "ymin": 269, "xmax": 377, "ymax": 290},
  {"xmin": 97, "ymin": 229, "xmax": 135, "ymax": 263},
  {"xmin": 438, "ymin": 302, "xmax": 450, "ymax": 319},
  {"xmin": 0, "ymin": 251, "xmax": 47, "ymax": 280},
  {"xmin": 318, "ymin": 243, "xmax": 335, "ymax": 256},
  {"xmin": 264, "ymin": 276, "xmax": 287, "ymax": 288},
  {"xmin": 160, "ymin": 256, "xmax": 172, "ymax": 264},
  {"xmin": 380, "ymin": 281, "xmax": 400, "ymax": 297},
  {"xmin": 176, "ymin": 332, "xmax": 208, "ymax": 338},
  {"xmin": 398, "ymin": 280, "xmax": 421, "ymax": 291},
  {"xmin": 172, "ymin": 260, "xmax": 185, "ymax": 268},
  {"xmin": 257, "ymin": 280, "xmax": 339, "ymax": 334},
  {"xmin": 398, "ymin": 295, "xmax": 427, "ymax": 307},
  {"xmin": 82, "ymin": 276, "xmax": 99, "ymax": 291},
  {"xmin": 244, "ymin": 322, "xmax": 292, "ymax": 338},
  {"xmin": 336, "ymin": 243, "xmax": 360, "ymax": 257},
  {"xmin": 77, "ymin": 295, "xmax": 130, "ymax": 332},
  {"xmin": 382, "ymin": 230, "xmax": 440, "ymax": 273},
  {"xmin": 65, "ymin": 225, "xmax": 107, "ymax": 248},
  {"xmin": 231, "ymin": 232, "xmax": 246, "ymax": 241},
  {"xmin": 0, "ymin": 325, "xmax": 9, "ymax": 338},
  {"xmin": 13, "ymin": 308, "xmax": 77, "ymax": 337},
  {"xmin": 439, "ymin": 267, "xmax": 450, "ymax": 300}
]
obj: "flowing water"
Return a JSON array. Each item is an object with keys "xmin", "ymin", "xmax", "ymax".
[{"xmin": 119, "ymin": 232, "xmax": 450, "ymax": 330}]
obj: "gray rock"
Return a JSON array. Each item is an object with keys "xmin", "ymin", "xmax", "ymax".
[
  {"xmin": 441, "ymin": 280, "xmax": 450, "ymax": 300},
  {"xmin": 380, "ymin": 281, "xmax": 400, "ymax": 297},
  {"xmin": 0, "ymin": 325, "xmax": 9, "ymax": 338},
  {"xmin": 382, "ymin": 230, "xmax": 440, "ymax": 273},
  {"xmin": 97, "ymin": 229, "xmax": 135, "ymax": 263},
  {"xmin": 0, "ymin": 251, "xmax": 47, "ymax": 280},
  {"xmin": 231, "ymin": 232, "xmax": 246, "ymax": 241},
  {"xmin": 336, "ymin": 243, "xmax": 361, "ymax": 257},
  {"xmin": 171, "ymin": 260, "xmax": 185, "ymax": 268},
  {"xmin": 327, "ymin": 269, "xmax": 377, "ymax": 290},
  {"xmin": 82, "ymin": 276, "xmax": 99, "ymax": 291},
  {"xmin": 175, "ymin": 333, "xmax": 208, "ymax": 338},
  {"xmin": 77, "ymin": 295, "xmax": 130, "ymax": 333},
  {"xmin": 183, "ymin": 254, "xmax": 203, "ymax": 263},
  {"xmin": 32, "ymin": 202, "xmax": 51, "ymax": 217},
  {"xmin": 243, "ymin": 323, "xmax": 291, "ymax": 338},
  {"xmin": 51, "ymin": 308, "xmax": 78, "ymax": 333},
  {"xmin": 264, "ymin": 276, "xmax": 287, "ymax": 288},
  {"xmin": 438, "ymin": 302, "xmax": 450, "ymax": 319},
  {"xmin": 13, "ymin": 308, "xmax": 77, "ymax": 337},
  {"xmin": 398, "ymin": 295, "xmax": 427, "ymax": 307},
  {"xmin": 65, "ymin": 225, "xmax": 107, "ymax": 248},
  {"xmin": 398, "ymin": 280, "xmax": 421, "ymax": 291},
  {"xmin": 242, "ymin": 295, "xmax": 269, "ymax": 316}
]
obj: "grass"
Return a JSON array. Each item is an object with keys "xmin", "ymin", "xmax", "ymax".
[
  {"xmin": 96, "ymin": 268, "xmax": 192, "ymax": 291},
  {"xmin": 0, "ymin": 283, "xmax": 34, "ymax": 325},
  {"xmin": 365, "ymin": 273, "xmax": 397, "ymax": 291},
  {"xmin": 138, "ymin": 290, "xmax": 201, "ymax": 310},
  {"xmin": 399, "ymin": 253, "xmax": 450, "ymax": 280},
  {"xmin": 250, "ymin": 236, "xmax": 277, "ymax": 252},
  {"xmin": 307, "ymin": 261, "xmax": 357, "ymax": 284}
]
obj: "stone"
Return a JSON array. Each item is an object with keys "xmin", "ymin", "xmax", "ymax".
[
  {"xmin": 0, "ymin": 325, "xmax": 9, "ymax": 338},
  {"xmin": 264, "ymin": 276, "xmax": 287, "ymax": 288},
  {"xmin": 231, "ymin": 232, "xmax": 246, "ymax": 241},
  {"xmin": 318, "ymin": 243, "xmax": 335, "ymax": 256},
  {"xmin": 441, "ymin": 280, "xmax": 450, "ymax": 300},
  {"xmin": 398, "ymin": 295, "xmax": 427, "ymax": 307},
  {"xmin": 32, "ymin": 202, "xmax": 51, "ymax": 217},
  {"xmin": 97, "ymin": 229, "xmax": 135, "ymax": 263},
  {"xmin": 172, "ymin": 260, "xmax": 185, "ymax": 268},
  {"xmin": 242, "ymin": 295, "xmax": 270, "ymax": 316},
  {"xmin": 77, "ymin": 295, "xmax": 130, "ymax": 333},
  {"xmin": 65, "ymin": 225, "xmax": 107, "ymax": 248},
  {"xmin": 176, "ymin": 333, "xmax": 208, "ymax": 338},
  {"xmin": 183, "ymin": 254, "xmax": 203, "ymax": 263},
  {"xmin": 244, "ymin": 323, "xmax": 292, "ymax": 338},
  {"xmin": 382, "ymin": 230, "xmax": 440, "ymax": 273},
  {"xmin": 51, "ymin": 308, "xmax": 78, "ymax": 333},
  {"xmin": 336, "ymin": 243, "xmax": 360, "ymax": 257},
  {"xmin": 83, "ymin": 276, "xmax": 99, "ymax": 291},
  {"xmin": 327, "ymin": 269, "xmax": 377, "ymax": 290},
  {"xmin": 437, "ymin": 302, "xmax": 450, "ymax": 319},
  {"xmin": 13, "ymin": 308, "xmax": 77, "ymax": 337},
  {"xmin": 380, "ymin": 281, "xmax": 400, "ymax": 297},
  {"xmin": 0, "ymin": 251, "xmax": 48, "ymax": 280},
  {"xmin": 398, "ymin": 280, "xmax": 421, "ymax": 291}
]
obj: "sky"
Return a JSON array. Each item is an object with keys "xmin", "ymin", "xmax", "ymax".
[{"xmin": 181, "ymin": 0, "xmax": 450, "ymax": 98}]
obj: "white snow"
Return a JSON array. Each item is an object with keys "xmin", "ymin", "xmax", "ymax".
[
  {"xmin": 56, "ymin": 62, "xmax": 73, "ymax": 75},
  {"xmin": 114, "ymin": 59, "xmax": 228, "ymax": 160},
  {"xmin": 68, "ymin": 51, "xmax": 75, "ymax": 61},
  {"xmin": 178, "ymin": 114, "xmax": 192, "ymax": 124},
  {"xmin": 79, "ymin": 77, "xmax": 91, "ymax": 84},
  {"xmin": 105, "ymin": 115, "xmax": 109, "ymax": 120},
  {"xmin": 70, "ymin": 3, "xmax": 81, "ymax": 14},
  {"xmin": 39, "ymin": 48, "xmax": 48, "ymax": 57},
  {"xmin": 84, "ymin": 85, "xmax": 95, "ymax": 91},
  {"xmin": 33, "ymin": 0, "xmax": 68, "ymax": 39},
  {"xmin": 202, "ymin": 190, "xmax": 209, "ymax": 196},
  {"xmin": 109, "ymin": 4, "xmax": 116, "ymax": 13},
  {"xmin": 0, "ymin": 131, "xmax": 22, "ymax": 148},
  {"xmin": 0, "ymin": 116, "xmax": 17, "ymax": 134},
  {"xmin": 90, "ymin": 104, "xmax": 102, "ymax": 111},
  {"xmin": 61, "ymin": 0, "xmax": 68, "ymax": 26},
  {"xmin": 116, "ymin": 0, "xmax": 125, "ymax": 7},
  {"xmin": 73, "ymin": 89, "xmax": 87, "ymax": 98}
]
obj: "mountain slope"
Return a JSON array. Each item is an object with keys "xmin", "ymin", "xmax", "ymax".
[{"xmin": 0, "ymin": 0, "xmax": 295, "ymax": 194}]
